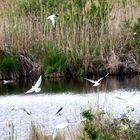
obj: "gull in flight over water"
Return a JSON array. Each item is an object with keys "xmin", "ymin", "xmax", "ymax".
[
  {"xmin": 114, "ymin": 96, "xmax": 128, "ymax": 102},
  {"xmin": 47, "ymin": 14, "xmax": 58, "ymax": 28},
  {"xmin": 84, "ymin": 73, "xmax": 109, "ymax": 87},
  {"xmin": 3, "ymin": 80, "xmax": 15, "ymax": 84},
  {"xmin": 12, "ymin": 106, "xmax": 32, "ymax": 115},
  {"xmin": 48, "ymin": 107, "xmax": 63, "ymax": 121},
  {"xmin": 53, "ymin": 119, "xmax": 85, "ymax": 139},
  {"xmin": 55, "ymin": 119, "xmax": 85, "ymax": 130},
  {"xmin": 25, "ymin": 75, "xmax": 42, "ymax": 94}
]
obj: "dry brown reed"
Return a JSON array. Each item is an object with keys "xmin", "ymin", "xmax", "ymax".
[{"xmin": 0, "ymin": 0, "xmax": 140, "ymax": 75}]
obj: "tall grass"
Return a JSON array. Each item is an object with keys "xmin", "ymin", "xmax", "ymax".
[
  {"xmin": 0, "ymin": 0, "xmax": 140, "ymax": 75},
  {"xmin": 4, "ymin": 109, "xmax": 140, "ymax": 140}
]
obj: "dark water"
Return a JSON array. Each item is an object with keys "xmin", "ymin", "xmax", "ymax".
[
  {"xmin": 1, "ymin": 75, "xmax": 140, "ymax": 95},
  {"xmin": 0, "ymin": 75, "xmax": 140, "ymax": 139}
]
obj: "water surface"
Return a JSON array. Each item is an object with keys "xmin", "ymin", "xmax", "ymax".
[{"xmin": 0, "ymin": 75, "xmax": 140, "ymax": 139}]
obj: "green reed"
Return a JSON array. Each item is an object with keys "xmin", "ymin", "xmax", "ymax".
[{"xmin": 0, "ymin": 0, "xmax": 140, "ymax": 75}]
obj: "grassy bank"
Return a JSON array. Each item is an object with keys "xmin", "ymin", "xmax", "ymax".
[
  {"xmin": 0, "ymin": 0, "xmax": 140, "ymax": 78},
  {"xmin": 4, "ymin": 109, "xmax": 140, "ymax": 140}
]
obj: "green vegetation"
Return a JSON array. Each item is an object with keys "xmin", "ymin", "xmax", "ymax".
[
  {"xmin": 132, "ymin": 18, "xmax": 140, "ymax": 54},
  {"xmin": 80, "ymin": 108, "xmax": 140, "ymax": 140},
  {"xmin": 0, "ymin": 56, "xmax": 18, "ymax": 72},
  {"xmin": 43, "ymin": 43, "xmax": 66, "ymax": 76},
  {"xmin": 0, "ymin": 0, "xmax": 140, "ymax": 77},
  {"xmin": 4, "ymin": 109, "xmax": 140, "ymax": 140}
]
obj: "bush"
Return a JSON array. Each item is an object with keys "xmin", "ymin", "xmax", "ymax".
[{"xmin": 80, "ymin": 109, "xmax": 140, "ymax": 140}]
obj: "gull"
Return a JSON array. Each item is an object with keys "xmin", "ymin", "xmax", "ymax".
[
  {"xmin": 114, "ymin": 96, "xmax": 128, "ymax": 102},
  {"xmin": 54, "ymin": 119, "xmax": 85, "ymax": 131},
  {"xmin": 47, "ymin": 14, "xmax": 58, "ymax": 28},
  {"xmin": 53, "ymin": 119, "xmax": 85, "ymax": 140},
  {"xmin": 55, "ymin": 122, "xmax": 68, "ymax": 129},
  {"xmin": 48, "ymin": 107, "xmax": 63, "ymax": 121},
  {"xmin": 55, "ymin": 107, "xmax": 63, "ymax": 115},
  {"xmin": 84, "ymin": 73, "xmax": 109, "ymax": 87},
  {"xmin": 52, "ymin": 121, "xmax": 68, "ymax": 140},
  {"xmin": 25, "ymin": 75, "xmax": 42, "ymax": 94},
  {"xmin": 21, "ymin": 108, "xmax": 32, "ymax": 115},
  {"xmin": 12, "ymin": 106, "xmax": 32, "ymax": 115},
  {"xmin": 3, "ymin": 80, "xmax": 15, "ymax": 84}
]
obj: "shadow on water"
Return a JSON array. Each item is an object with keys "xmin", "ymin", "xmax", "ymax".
[{"xmin": 0, "ymin": 75, "xmax": 140, "ymax": 95}]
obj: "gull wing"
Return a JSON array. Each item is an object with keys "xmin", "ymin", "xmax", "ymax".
[
  {"xmin": 47, "ymin": 16, "xmax": 51, "ymax": 20},
  {"xmin": 50, "ymin": 18, "xmax": 55, "ymax": 27},
  {"xmin": 84, "ymin": 78, "xmax": 96, "ymax": 84},
  {"xmin": 47, "ymin": 15, "xmax": 55, "ymax": 27},
  {"xmin": 25, "ymin": 86, "xmax": 36, "ymax": 94},
  {"xmin": 25, "ymin": 75, "xmax": 42, "ymax": 94},
  {"xmin": 114, "ymin": 96, "xmax": 128, "ymax": 102},
  {"xmin": 55, "ymin": 107, "xmax": 63, "ymax": 115},
  {"xmin": 33, "ymin": 75, "xmax": 42, "ymax": 89},
  {"xmin": 47, "ymin": 14, "xmax": 55, "ymax": 20},
  {"xmin": 98, "ymin": 73, "xmax": 109, "ymax": 82}
]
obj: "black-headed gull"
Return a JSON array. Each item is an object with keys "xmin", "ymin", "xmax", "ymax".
[
  {"xmin": 47, "ymin": 14, "xmax": 58, "ymax": 28},
  {"xmin": 84, "ymin": 73, "xmax": 109, "ymax": 87},
  {"xmin": 25, "ymin": 75, "xmax": 42, "ymax": 94},
  {"xmin": 12, "ymin": 106, "xmax": 32, "ymax": 115},
  {"xmin": 114, "ymin": 96, "xmax": 128, "ymax": 102},
  {"xmin": 3, "ymin": 80, "xmax": 15, "ymax": 84},
  {"xmin": 48, "ymin": 107, "xmax": 63, "ymax": 121}
]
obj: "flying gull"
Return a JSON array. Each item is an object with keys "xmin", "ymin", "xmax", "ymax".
[
  {"xmin": 47, "ymin": 14, "xmax": 58, "ymax": 28},
  {"xmin": 48, "ymin": 107, "xmax": 63, "ymax": 121},
  {"xmin": 84, "ymin": 73, "xmax": 109, "ymax": 87},
  {"xmin": 25, "ymin": 75, "xmax": 42, "ymax": 94}
]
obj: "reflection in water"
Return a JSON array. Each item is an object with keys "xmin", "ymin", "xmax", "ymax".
[{"xmin": 0, "ymin": 75, "xmax": 140, "ymax": 95}]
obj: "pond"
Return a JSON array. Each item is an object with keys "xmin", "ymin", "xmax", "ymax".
[{"xmin": 0, "ymin": 75, "xmax": 140, "ymax": 139}]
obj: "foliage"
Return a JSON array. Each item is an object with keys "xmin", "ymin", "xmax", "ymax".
[
  {"xmin": 43, "ymin": 43, "xmax": 67, "ymax": 75},
  {"xmin": 132, "ymin": 18, "xmax": 140, "ymax": 53},
  {"xmin": 1, "ymin": 0, "xmax": 140, "ymax": 75},
  {"xmin": 81, "ymin": 109, "xmax": 94, "ymax": 121},
  {"xmin": 0, "ymin": 56, "xmax": 18, "ymax": 72},
  {"xmin": 80, "ymin": 108, "xmax": 140, "ymax": 140}
]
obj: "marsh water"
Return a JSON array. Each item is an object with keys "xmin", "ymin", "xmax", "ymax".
[{"xmin": 0, "ymin": 75, "xmax": 140, "ymax": 139}]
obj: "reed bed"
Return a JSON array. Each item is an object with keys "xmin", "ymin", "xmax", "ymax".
[{"xmin": 0, "ymin": 0, "xmax": 140, "ymax": 76}]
